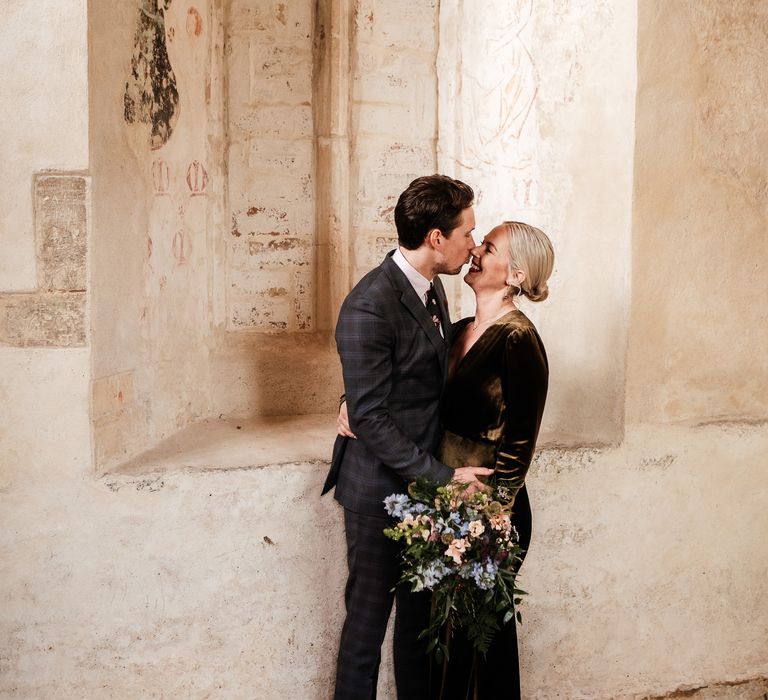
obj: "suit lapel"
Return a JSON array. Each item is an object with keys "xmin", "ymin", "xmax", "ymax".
[{"xmin": 381, "ymin": 254, "xmax": 448, "ymax": 372}]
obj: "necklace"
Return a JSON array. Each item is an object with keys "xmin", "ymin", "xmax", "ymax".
[{"xmin": 469, "ymin": 305, "xmax": 516, "ymax": 331}]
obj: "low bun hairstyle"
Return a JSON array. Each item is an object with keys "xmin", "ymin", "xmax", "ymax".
[
  {"xmin": 503, "ymin": 221, "xmax": 554, "ymax": 303},
  {"xmin": 525, "ymin": 282, "xmax": 549, "ymax": 303}
]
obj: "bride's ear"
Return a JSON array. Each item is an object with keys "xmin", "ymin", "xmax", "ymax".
[{"xmin": 506, "ymin": 269, "xmax": 526, "ymax": 288}]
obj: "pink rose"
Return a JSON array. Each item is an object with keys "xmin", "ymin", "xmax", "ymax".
[{"xmin": 445, "ymin": 537, "xmax": 469, "ymax": 564}]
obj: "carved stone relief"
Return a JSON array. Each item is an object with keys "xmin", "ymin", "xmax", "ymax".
[{"xmin": 0, "ymin": 175, "xmax": 88, "ymax": 347}]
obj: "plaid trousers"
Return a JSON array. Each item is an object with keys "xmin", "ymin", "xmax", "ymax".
[{"xmin": 334, "ymin": 509, "xmax": 432, "ymax": 700}]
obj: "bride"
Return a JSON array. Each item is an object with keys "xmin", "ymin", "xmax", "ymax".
[{"xmin": 431, "ymin": 220, "xmax": 554, "ymax": 700}]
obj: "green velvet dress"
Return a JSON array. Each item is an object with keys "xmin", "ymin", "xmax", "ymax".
[{"xmin": 431, "ymin": 309, "xmax": 549, "ymax": 700}]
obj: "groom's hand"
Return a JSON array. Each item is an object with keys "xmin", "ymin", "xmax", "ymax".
[
  {"xmin": 451, "ymin": 466, "xmax": 493, "ymax": 495},
  {"xmin": 337, "ymin": 400, "xmax": 357, "ymax": 439}
]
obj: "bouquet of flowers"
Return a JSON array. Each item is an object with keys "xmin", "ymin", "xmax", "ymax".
[{"xmin": 383, "ymin": 479, "xmax": 526, "ymax": 662}]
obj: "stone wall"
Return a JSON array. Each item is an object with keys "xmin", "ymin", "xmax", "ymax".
[
  {"xmin": 616, "ymin": 0, "xmax": 768, "ymax": 693},
  {"xmin": 519, "ymin": 424, "xmax": 768, "ymax": 697},
  {"xmin": 1, "ymin": 426, "xmax": 765, "ymax": 698},
  {"xmin": 348, "ymin": 0, "xmax": 440, "ymax": 279},
  {"xmin": 205, "ymin": 0, "xmax": 341, "ymax": 419},
  {"xmin": 0, "ymin": 176, "xmax": 88, "ymax": 349},
  {"xmin": 226, "ymin": 0, "xmax": 316, "ymax": 333}
]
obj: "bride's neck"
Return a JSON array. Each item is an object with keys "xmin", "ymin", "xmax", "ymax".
[{"xmin": 472, "ymin": 289, "xmax": 515, "ymax": 325}]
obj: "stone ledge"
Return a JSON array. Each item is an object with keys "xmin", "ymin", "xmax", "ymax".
[
  {"xmin": 643, "ymin": 675, "xmax": 768, "ymax": 699},
  {"xmin": 110, "ymin": 413, "xmax": 338, "ymax": 476}
]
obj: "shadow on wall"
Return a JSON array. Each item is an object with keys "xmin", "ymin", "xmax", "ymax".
[{"xmin": 208, "ymin": 333, "xmax": 342, "ymax": 419}]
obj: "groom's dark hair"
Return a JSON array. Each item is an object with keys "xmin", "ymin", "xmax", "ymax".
[{"xmin": 394, "ymin": 175, "xmax": 474, "ymax": 250}]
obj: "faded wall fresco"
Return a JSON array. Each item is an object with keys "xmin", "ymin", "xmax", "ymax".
[
  {"xmin": 460, "ymin": 1, "xmax": 538, "ymax": 167},
  {"xmin": 92, "ymin": 0, "xmax": 217, "ymax": 470},
  {"xmin": 438, "ymin": 0, "xmax": 636, "ymax": 446},
  {"xmin": 138, "ymin": 0, "xmax": 212, "ymax": 443},
  {"xmin": 124, "ymin": 0, "xmax": 180, "ymax": 149},
  {"xmin": 439, "ymin": 0, "xmax": 539, "ymax": 241}
]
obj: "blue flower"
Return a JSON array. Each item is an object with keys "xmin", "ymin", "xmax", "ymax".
[
  {"xmin": 418, "ymin": 559, "xmax": 452, "ymax": 589},
  {"xmin": 470, "ymin": 560, "xmax": 498, "ymax": 590},
  {"xmin": 434, "ymin": 516, "xmax": 454, "ymax": 536},
  {"xmin": 384, "ymin": 493, "xmax": 412, "ymax": 519}
]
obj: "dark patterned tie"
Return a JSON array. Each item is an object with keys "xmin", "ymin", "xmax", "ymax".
[{"xmin": 425, "ymin": 282, "xmax": 443, "ymax": 333}]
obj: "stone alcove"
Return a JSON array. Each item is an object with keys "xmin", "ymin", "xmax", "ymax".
[
  {"xmin": 88, "ymin": 0, "xmax": 636, "ymax": 474},
  {"xmin": 89, "ymin": 0, "xmax": 339, "ymax": 473}
]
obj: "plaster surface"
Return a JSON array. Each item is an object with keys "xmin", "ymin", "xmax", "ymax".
[
  {"xmin": 521, "ymin": 422, "xmax": 768, "ymax": 698},
  {"xmin": 0, "ymin": 1, "xmax": 92, "ymax": 486},
  {"xmin": 348, "ymin": 0, "xmax": 440, "ymax": 281},
  {"xmin": 0, "ymin": 348, "xmax": 91, "ymax": 489},
  {"xmin": 0, "ymin": 460, "xmax": 345, "ymax": 698},
  {"xmin": 627, "ymin": 0, "xmax": 768, "ymax": 424},
  {"xmin": 0, "ymin": 0, "xmax": 89, "ymax": 292}
]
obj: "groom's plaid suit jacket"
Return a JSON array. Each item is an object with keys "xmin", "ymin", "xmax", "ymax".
[{"xmin": 322, "ymin": 252, "xmax": 455, "ymax": 516}]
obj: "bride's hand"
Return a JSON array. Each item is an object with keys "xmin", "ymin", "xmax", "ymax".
[{"xmin": 451, "ymin": 466, "xmax": 493, "ymax": 494}]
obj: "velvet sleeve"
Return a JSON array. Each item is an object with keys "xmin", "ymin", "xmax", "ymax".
[{"xmin": 495, "ymin": 327, "xmax": 549, "ymax": 495}]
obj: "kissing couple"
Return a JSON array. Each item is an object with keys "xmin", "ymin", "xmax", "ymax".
[{"xmin": 322, "ymin": 174, "xmax": 554, "ymax": 699}]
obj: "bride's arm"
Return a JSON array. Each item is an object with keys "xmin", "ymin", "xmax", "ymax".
[{"xmin": 495, "ymin": 327, "xmax": 549, "ymax": 497}]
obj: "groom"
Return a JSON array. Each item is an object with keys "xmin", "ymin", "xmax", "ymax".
[{"xmin": 322, "ymin": 175, "xmax": 492, "ymax": 699}]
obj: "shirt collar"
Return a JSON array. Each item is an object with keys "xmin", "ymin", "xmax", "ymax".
[{"xmin": 392, "ymin": 247, "xmax": 432, "ymax": 305}]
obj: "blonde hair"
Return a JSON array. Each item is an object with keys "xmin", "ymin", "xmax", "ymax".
[{"xmin": 503, "ymin": 221, "xmax": 555, "ymax": 302}]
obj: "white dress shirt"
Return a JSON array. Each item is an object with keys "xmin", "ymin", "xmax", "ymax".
[
  {"xmin": 392, "ymin": 247, "xmax": 431, "ymax": 306},
  {"xmin": 392, "ymin": 247, "xmax": 444, "ymax": 337}
]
